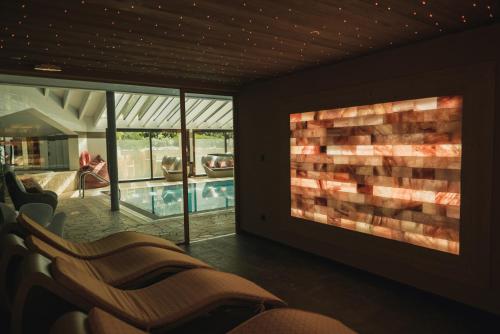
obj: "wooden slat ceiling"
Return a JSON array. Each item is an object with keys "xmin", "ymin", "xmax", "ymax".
[{"xmin": 0, "ymin": 0, "xmax": 498, "ymax": 90}]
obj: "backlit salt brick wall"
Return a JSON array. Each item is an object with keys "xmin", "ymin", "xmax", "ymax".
[{"xmin": 290, "ymin": 96, "xmax": 462, "ymax": 254}]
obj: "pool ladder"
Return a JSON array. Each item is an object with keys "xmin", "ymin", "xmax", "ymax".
[{"xmin": 78, "ymin": 171, "xmax": 119, "ymax": 199}]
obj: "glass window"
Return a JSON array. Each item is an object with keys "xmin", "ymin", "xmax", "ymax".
[
  {"xmin": 117, "ymin": 131, "xmax": 151, "ymax": 180},
  {"xmin": 151, "ymin": 131, "xmax": 182, "ymax": 178},
  {"xmin": 194, "ymin": 131, "xmax": 226, "ymax": 175}
]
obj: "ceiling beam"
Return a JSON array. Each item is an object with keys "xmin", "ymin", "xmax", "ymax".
[
  {"xmin": 62, "ymin": 89, "xmax": 73, "ymax": 110},
  {"xmin": 127, "ymin": 95, "xmax": 158, "ymax": 127},
  {"xmin": 123, "ymin": 95, "xmax": 148, "ymax": 125},
  {"xmin": 78, "ymin": 91, "xmax": 93, "ymax": 119},
  {"xmin": 186, "ymin": 100, "xmax": 216, "ymax": 127},
  {"xmin": 94, "ymin": 95, "xmax": 107, "ymax": 127},
  {"xmin": 190, "ymin": 100, "xmax": 226, "ymax": 128},
  {"xmin": 139, "ymin": 96, "xmax": 168, "ymax": 127}
]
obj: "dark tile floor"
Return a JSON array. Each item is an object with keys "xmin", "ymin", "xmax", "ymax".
[{"xmin": 185, "ymin": 233, "xmax": 500, "ymax": 334}]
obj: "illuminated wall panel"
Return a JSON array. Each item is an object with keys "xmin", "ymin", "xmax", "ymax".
[{"xmin": 290, "ymin": 96, "xmax": 462, "ymax": 254}]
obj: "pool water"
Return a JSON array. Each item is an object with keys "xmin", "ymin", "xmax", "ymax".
[{"xmin": 119, "ymin": 180, "xmax": 234, "ymax": 218}]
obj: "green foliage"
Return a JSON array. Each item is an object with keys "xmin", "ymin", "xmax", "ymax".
[
  {"xmin": 195, "ymin": 131, "xmax": 232, "ymax": 139},
  {"xmin": 116, "ymin": 131, "xmax": 181, "ymax": 150}
]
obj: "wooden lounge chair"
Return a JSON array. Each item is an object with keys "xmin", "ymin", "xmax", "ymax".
[
  {"xmin": 51, "ymin": 308, "xmax": 356, "ymax": 334},
  {"xmin": 16, "ymin": 213, "xmax": 184, "ymax": 257},
  {"xmin": 0, "ymin": 233, "xmax": 212, "ymax": 310},
  {"xmin": 12, "ymin": 254, "xmax": 285, "ymax": 333}
]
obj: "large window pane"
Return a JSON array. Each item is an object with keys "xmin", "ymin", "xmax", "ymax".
[
  {"xmin": 193, "ymin": 131, "xmax": 226, "ymax": 175},
  {"xmin": 226, "ymin": 132, "xmax": 234, "ymax": 154},
  {"xmin": 152, "ymin": 131, "xmax": 182, "ymax": 178},
  {"xmin": 117, "ymin": 131, "xmax": 151, "ymax": 180}
]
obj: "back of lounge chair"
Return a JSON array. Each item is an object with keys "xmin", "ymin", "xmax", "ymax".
[
  {"xmin": 19, "ymin": 203, "xmax": 66, "ymax": 236},
  {"xmin": 18, "ymin": 214, "xmax": 184, "ymax": 258}
]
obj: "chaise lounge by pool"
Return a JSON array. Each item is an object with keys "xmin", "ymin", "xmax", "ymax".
[{"xmin": 116, "ymin": 180, "xmax": 234, "ymax": 218}]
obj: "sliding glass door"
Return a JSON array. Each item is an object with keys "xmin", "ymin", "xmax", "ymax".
[
  {"xmin": 185, "ymin": 93, "xmax": 236, "ymax": 242},
  {"xmin": 109, "ymin": 91, "xmax": 235, "ymax": 244},
  {"xmin": 151, "ymin": 131, "xmax": 182, "ymax": 178},
  {"xmin": 116, "ymin": 130, "xmax": 182, "ymax": 181}
]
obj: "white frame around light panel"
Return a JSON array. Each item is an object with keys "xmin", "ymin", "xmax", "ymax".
[{"xmin": 0, "ymin": 73, "xmax": 235, "ymax": 245}]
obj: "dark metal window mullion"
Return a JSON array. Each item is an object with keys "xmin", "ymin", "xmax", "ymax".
[
  {"xmin": 224, "ymin": 131, "xmax": 228, "ymax": 153},
  {"xmin": 149, "ymin": 130, "xmax": 153, "ymax": 180}
]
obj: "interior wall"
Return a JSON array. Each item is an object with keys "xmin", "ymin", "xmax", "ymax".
[
  {"xmin": 236, "ymin": 23, "xmax": 500, "ymax": 314},
  {"xmin": 67, "ymin": 137, "xmax": 80, "ymax": 170},
  {"xmin": 86, "ymin": 134, "xmax": 107, "ymax": 158}
]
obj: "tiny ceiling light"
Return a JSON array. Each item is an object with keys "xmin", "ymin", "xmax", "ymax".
[{"xmin": 34, "ymin": 64, "xmax": 62, "ymax": 72}]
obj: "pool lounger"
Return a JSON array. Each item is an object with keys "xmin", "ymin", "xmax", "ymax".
[
  {"xmin": 12, "ymin": 254, "xmax": 286, "ymax": 333},
  {"xmin": 15, "ymin": 213, "xmax": 185, "ymax": 258},
  {"xmin": 51, "ymin": 308, "xmax": 356, "ymax": 334},
  {"xmin": 0, "ymin": 233, "xmax": 212, "ymax": 309}
]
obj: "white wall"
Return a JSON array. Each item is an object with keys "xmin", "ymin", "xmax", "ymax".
[
  {"xmin": 67, "ymin": 137, "xmax": 80, "ymax": 170},
  {"xmin": 87, "ymin": 137, "xmax": 107, "ymax": 159},
  {"xmin": 39, "ymin": 140, "xmax": 49, "ymax": 168}
]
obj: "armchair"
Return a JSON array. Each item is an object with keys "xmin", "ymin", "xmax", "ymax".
[{"xmin": 4, "ymin": 171, "xmax": 58, "ymax": 211}]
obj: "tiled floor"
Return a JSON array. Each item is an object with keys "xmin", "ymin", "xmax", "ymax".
[
  {"xmin": 59, "ymin": 195, "xmax": 235, "ymax": 244},
  {"xmin": 187, "ymin": 233, "xmax": 500, "ymax": 334},
  {"xmin": 58, "ymin": 177, "xmax": 235, "ymax": 243}
]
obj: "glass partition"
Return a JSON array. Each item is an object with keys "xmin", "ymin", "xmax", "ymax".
[
  {"xmin": 152, "ymin": 131, "xmax": 182, "ymax": 178},
  {"xmin": 193, "ymin": 131, "xmax": 227, "ymax": 176},
  {"xmin": 116, "ymin": 131, "xmax": 151, "ymax": 181},
  {"xmin": 185, "ymin": 93, "xmax": 236, "ymax": 241}
]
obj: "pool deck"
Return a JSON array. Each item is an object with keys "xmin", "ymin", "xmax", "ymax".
[{"xmin": 57, "ymin": 176, "xmax": 235, "ymax": 243}]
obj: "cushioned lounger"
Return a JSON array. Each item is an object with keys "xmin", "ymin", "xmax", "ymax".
[
  {"xmin": 26, "ymin": 236, "xmax": 212, "ymax": 287},
  {"xmin": 51, "ymin": 308, "xmax": 356, "ymax": 334},
  {"xmin": 228, "ymin": 308, "xmax": 356, "ymax": 334},
  {"xmin": 52, "ymin": 309, "xmax": 147, "ymax": 334},
  {"xmin": 12, "ymin": 254, "xmax": 286, "ymax": 333},
  {"xmin": 0, "ymin": 233, "xmax": 212, "ymax": 310},
  {"xmin": 17, "ymin": 213, "xmax": 184, "ymax": 257}
]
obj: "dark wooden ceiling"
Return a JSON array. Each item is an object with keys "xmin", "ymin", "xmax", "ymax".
[{"xmin": 0, "ymin": 0, "xmax": 498, "ymax": 90}]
